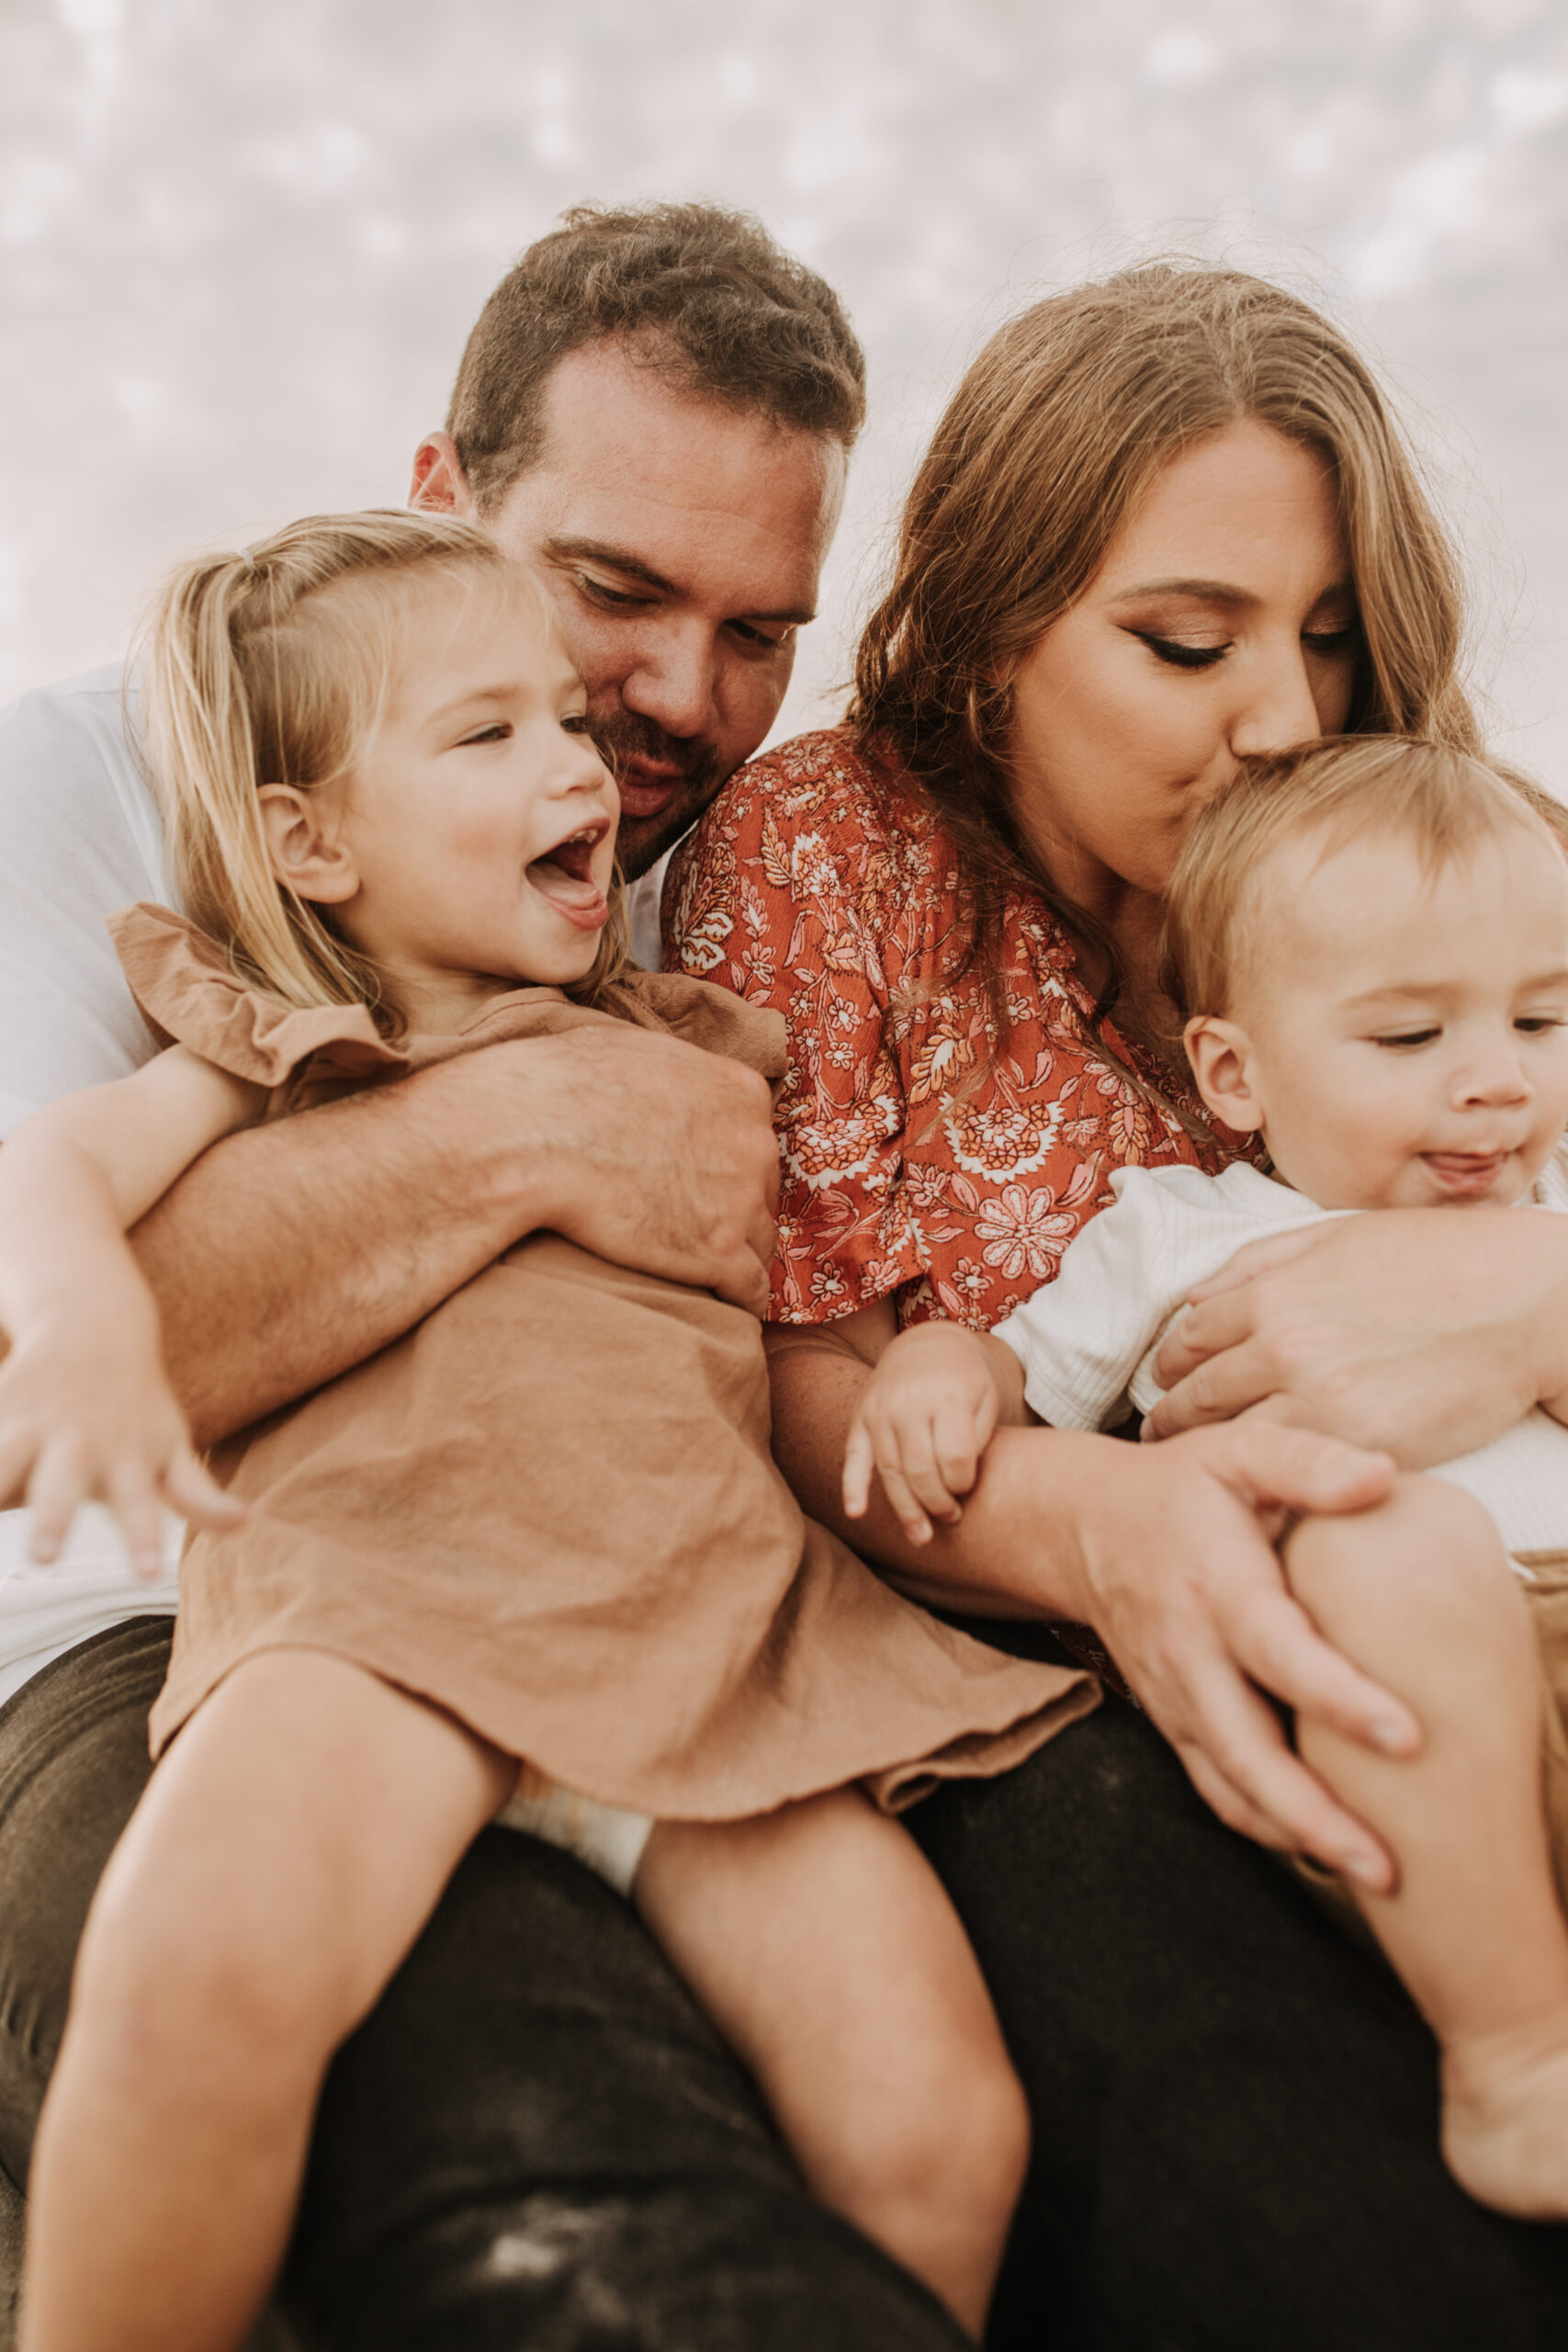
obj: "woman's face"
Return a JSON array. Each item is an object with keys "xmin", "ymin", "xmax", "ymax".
[{"xmin": 1006, "ymin": 420, "xmax": 1359, "ymax": 922}]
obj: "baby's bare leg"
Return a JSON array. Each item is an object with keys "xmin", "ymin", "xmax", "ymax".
[
  {"xmin": 1286, "ymin": 1476, "xmax": 1568, "ymax": 2217},
  {"xmin": 635, "ymin": 1788, "xmax": 1029, "ymax": 2343},
  {"xmin": 19, "ymin": 1649, "xmax": 513, "ymax": 2352}
]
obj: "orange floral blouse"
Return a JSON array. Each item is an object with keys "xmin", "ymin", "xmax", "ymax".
[{"xmin": 665, "ymin": 729, "xmax": 1246, "ymax": 1332}]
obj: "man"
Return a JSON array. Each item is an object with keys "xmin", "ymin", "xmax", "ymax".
[{"xmin": 2, "ymin": 201, "xmax": 1564, "ymax": 2352}]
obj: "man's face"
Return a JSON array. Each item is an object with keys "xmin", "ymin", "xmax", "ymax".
[{"xmin": 412, "ymin": 339, "xmax": 846, "ymax": 876}]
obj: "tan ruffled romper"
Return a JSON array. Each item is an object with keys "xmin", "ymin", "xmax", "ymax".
[{"xmin": 114, "ymin": 906, "xmax": 1100, "ymax": 1833}]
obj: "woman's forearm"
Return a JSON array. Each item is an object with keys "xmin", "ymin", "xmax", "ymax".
[{"xmin": 138, "ymin": 1024, "xmax": 782, "ymax": 1450}]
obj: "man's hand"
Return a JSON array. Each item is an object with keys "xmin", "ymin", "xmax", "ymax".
[
  {"xmin": 1057, "ymin": 1418, "xmax": 1416, "ymax": 1883},
  {"xmin": 138, "ymin": 1018, "xmax": 783, "ymax": 1450},
  {"xmin": 1144, "ymin": 1209, "xmax": 1568, "ymax": 1463},
  {"xmin": 518, "ymin": 1025, "xmax": 779, "ymax": 1313}
]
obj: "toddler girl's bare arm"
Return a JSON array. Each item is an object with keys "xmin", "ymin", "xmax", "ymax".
[{"xmin": 0, "ymin": 1048, "xmax": 263, "ymax": 1572}]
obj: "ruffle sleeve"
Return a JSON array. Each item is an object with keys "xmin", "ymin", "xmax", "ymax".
[
  {"xmin": 107, "ymin": 903, "xmax": 407, "ymax": 1100},
  {"xmin": 664, "ymin": 731, "xmax": 946, "ymax": 1324}
]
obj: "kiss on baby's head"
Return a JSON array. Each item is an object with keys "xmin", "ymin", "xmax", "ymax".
[
  {"xmin": 140, "ymin": 509, "xmax": 627, "ymax": 1039},
  {"xmin": 1161, "ymin": 739, "xmax": 1568, "ymax": 1214}
]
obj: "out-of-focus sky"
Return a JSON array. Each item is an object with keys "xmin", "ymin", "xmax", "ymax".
[{"xmin": 6, "ymin": 0, "xmax": 1567, "ymax": 775}]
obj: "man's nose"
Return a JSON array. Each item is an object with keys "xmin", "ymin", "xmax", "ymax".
[
  {"xmin": 1228, "ymin": 645, "xmax": 1325, "ymax": 758},
  {"xmin": 620, "ymin": 625, "xmax": 716, "ymax": 741}
]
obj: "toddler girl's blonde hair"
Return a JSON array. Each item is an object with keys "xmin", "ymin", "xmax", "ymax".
[
  {"xmin": 1162, "ymin": 738, "xmax": 1568, "ymax": 1023},
  {"xmin": 138, "ymin": 508, "xmax": 627, "ymax": 1033}
]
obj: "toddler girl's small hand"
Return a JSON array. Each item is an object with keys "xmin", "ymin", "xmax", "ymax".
[
  {"xmin": 0, "ymin": 1334, "xmax": 246, "ymax": 1579},
  {"xmin": 842, "ymin": 1323, "xmax": 1002, "ymax": 1545}
]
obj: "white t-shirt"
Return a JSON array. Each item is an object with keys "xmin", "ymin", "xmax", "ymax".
[
  {"xmin": 0, "ymin": 664, "xmax": 670, "ymax": 1708},
  {"xmin": 994, "ymin": 1157, "xmax": 1568, "ymax": 1563}
]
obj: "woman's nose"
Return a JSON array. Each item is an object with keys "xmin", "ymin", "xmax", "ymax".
[{"xmin": 1228, "ymin": 647, "xmax": 1325, "ymax": 758}]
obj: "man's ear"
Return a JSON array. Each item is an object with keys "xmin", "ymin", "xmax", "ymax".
[
  {"xmin": 1183, "ymin": 1014, "xmax": 1266, "ymax": 1134},
  {"xmin": 409, "ymin": 431, "xmax": 474, "ymax": 517},
  {"xmin": 257, "ymin": 786, "xmax": 359, "ymax": 905}
]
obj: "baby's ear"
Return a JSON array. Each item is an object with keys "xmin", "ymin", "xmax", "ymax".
[
  {"xmin": 1183, "ymin": 1014, "xmax": 1265, "ymax": 1134},
  {"xmin": 256, "ymin": 785, "xmax": 358, "ymax": 905}
]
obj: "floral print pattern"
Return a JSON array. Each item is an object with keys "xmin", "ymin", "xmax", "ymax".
[{"xmin": 665, "ymin": 729, "xmax": 1245, "ymax": 1331}]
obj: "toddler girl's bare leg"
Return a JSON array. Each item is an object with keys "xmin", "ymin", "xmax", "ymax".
[
  {"xmin": 634, "ymin": 1788, "xmax": 1029, "ymax": 2343},
  {"xmin": 19, "ymin": 1649, "xmax": 513, "ymax": 2352},
  {"xmin": 1285, "ymin": 1476, "xmax": 1568, "ymax": 2216}
]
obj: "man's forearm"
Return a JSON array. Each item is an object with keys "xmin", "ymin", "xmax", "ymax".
[
  {"xmin": 138, "ymin": 1022, "xmax": 783, "ymax": 1451},
  {"xmin": 134, "ymin": 1058, "xmax": 547, "ymax": 1449},
  {"xmin": 764, "ymin": 1324, "xmax": 1096, "ymax": 1621}
]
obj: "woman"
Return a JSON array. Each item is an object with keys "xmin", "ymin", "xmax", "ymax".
[{"xmin": 668, "ymin": 263, "xmax": 1568, "ymax": 2344}]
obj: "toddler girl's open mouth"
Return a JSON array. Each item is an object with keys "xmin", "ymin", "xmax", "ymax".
[{"xmin": 526, "ymin": 824, "xmax": 612, "ymax": 929}]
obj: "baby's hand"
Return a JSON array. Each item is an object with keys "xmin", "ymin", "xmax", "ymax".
[
  {"xmin": 0, "ymin": 1329, "xmax": 246, "ymax": 1579},
  {"xmin": 842, "ymin": 1321, "xmax": 1003, "ymax": 1545}
]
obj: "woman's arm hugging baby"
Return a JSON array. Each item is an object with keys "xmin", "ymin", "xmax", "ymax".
[{"xmin": 850, "ymin": 736, "xmax": 1568, "ymax": 2222}]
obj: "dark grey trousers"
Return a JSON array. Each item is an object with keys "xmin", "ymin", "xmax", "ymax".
[{"xmin": 3, "ymin": 1616, "xmax": 1566, "ymax": 2350}]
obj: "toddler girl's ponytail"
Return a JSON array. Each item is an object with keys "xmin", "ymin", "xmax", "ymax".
[{"xmin": 138, "ymin": 509, "xmax": 626, "ymax": 1032}]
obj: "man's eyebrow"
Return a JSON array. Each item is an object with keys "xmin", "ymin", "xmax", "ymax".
[{"xmin": 544, "ymin": 536, "xmax": 816, "ymax": 625}]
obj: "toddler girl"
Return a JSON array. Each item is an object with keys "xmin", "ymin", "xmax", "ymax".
[
  {"xmin": 0, "ymin": 511, "xmax": 1097, "ymax": 2352},
  {"xmin": 847, "ymin": 736, "xmax": 1568, "ymax": 2220}
]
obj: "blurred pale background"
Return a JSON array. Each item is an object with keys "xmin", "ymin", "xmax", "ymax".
[{"xmin": 5, "ymin": 0, "xmax": 1567, "ymax": 777}]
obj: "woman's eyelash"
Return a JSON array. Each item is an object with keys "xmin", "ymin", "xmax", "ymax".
[
  {"xmin": 1304, "ymin": 625, "xmax": 1360, "ymax": 653},
  {"xmin": 1135, "ymin": 633, "xmax": 1226, "ymax": 670}
]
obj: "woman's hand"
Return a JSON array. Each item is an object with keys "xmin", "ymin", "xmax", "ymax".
[
  {"xmin": 0, "ymin": 1320, "xmax": 245, "ymax": 1577},
  {"xmin": 1050, "ymin": 1417, "xmax": 1417, "ymax": 1883},
  {"xmin": 842, "ymin": 1323, "xmax": 1010, "ymax": 1543},
  {"xmin": 1143, "ymin": 1209, "xmax": 1568, "ymax": 1461}
]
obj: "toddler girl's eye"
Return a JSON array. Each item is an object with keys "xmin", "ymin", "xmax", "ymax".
[
  {"xmin": 1517, "ymin": 1014, "xmax": 1567, "ymax": 1034},
  {"xmin": 1374, "ymin": 1027, "xmax": 1440, "ymax": 1049},
  {"xmin": 560, "ymin": 712, "xmax": 591, "ymax": 735},
  {"xmin": 1133, "ymin": 632, "xmax": 1227, "ymax": 671},
  {"xmin": 460, "ymin": 722, "xmax": 512, "ymax": 746}
]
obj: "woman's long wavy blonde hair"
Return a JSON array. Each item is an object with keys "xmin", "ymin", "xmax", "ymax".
[
  {"xmin": 851, "ymin": 262, "xmax": 1481, "ymax": 1057},
  {"xmin": 138, "ymin": 508, "xmax": 627, "ymax": 1034}
]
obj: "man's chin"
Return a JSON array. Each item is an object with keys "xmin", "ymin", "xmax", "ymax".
[{"xmin": 616, "ymin": 790, "xmax": 718, "ymax": 880}]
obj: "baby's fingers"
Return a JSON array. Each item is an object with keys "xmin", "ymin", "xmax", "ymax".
[
  {"xmin": 163, "ymin": 1450, "xmax": 247, "ymax": 1541},
  {"xmin": 842, "ymin": 1418, "xmax": 876, "ymax": 1521},
  {"xmin": 26, "ymin": 1435, "xmax": 89, "ymax": 1565},
  {"xmin": 931, "ymin": 1397, "xmax": 989, "ymax": 1505}
]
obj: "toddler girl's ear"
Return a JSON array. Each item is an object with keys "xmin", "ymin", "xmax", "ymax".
[
  {"xmin": 1183, "ymin": 1015, "xmax": 1266, "ymax": 1135},
  {"xmin": 257, "ymin": 785, "xmax": 359, "ymax": 905}
]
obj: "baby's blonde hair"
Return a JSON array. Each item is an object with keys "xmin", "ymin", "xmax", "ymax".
[
  {"xmin": 138, "ymin": 508, "xmax": 627, "ymax": 1032},
  {"xmin": 1162, "ymin": 738, "xmax": 1568, "ymax": 1023}
]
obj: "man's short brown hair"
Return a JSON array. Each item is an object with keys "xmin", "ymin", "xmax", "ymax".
[{"xmin": 446, "ymin": 201, "xmax": 867, "ymax": 511}]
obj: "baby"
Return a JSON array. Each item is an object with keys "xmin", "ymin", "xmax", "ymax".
[{"xmin": 846, "ymin": 735, "xmax": 1568, "ymax": 2218}]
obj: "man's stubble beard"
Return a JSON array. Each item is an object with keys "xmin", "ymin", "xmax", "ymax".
[{"xmin": 590, "ymin": 705, "xmax": 726, "ymax": 880}]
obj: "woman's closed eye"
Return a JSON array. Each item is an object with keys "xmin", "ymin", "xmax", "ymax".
[
  {"xmin": 1303, "ymin": 623, "xmax": 1361, "ymax": 658},
  {"xmin": 1132, "ymin": 631, "xmax": 1228, "ymax": 671}
]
